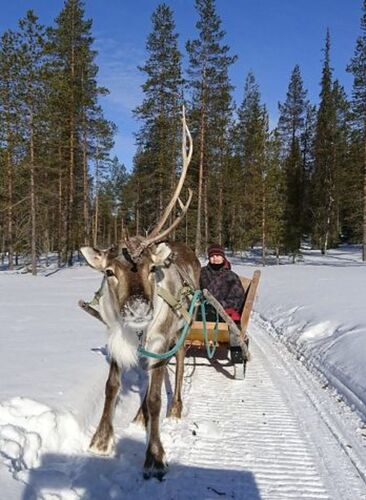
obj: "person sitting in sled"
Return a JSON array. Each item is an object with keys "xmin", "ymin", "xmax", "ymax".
[{"xmin": 199, "ymin": 243, "xmax": 246, "ymax": 325}]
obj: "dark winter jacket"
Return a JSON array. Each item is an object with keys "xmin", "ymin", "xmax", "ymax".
[{"xmin": 199, "ymin": 262, "xmax": 246, "ymax": 318}]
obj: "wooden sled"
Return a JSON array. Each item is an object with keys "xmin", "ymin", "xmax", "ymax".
[{"xmin": 186, "ymin": 270, "xmax": 261, "ymax": 379}]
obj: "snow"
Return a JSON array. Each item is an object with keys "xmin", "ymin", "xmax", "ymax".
[
  {"xmin": 0, "ymin": 246, "xmax": 366, "ymax": 499},
  {"xmin": 236, "ymin": 245, "xmax": 366, "ymax": 418}
]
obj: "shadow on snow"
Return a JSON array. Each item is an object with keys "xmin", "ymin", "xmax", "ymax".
[{"xmin": 21, "ymin": 441, "xmax": 261, "ymax": 500}]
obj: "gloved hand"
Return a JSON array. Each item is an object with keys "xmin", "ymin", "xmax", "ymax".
[{"xmin": 224, "ymin": 308, "xmax": 241, "ymax": 321}]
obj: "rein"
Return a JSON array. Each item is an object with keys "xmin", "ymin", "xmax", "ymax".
[
  {"xmin": 137, "ymin": 256, "xmax": 219, "ymax": 360},
  {"xmin": 138, "ymin": 287, "xmax": 219, "ymax": 361}
]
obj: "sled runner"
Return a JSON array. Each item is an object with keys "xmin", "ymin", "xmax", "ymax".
[{"xmin": 186, "ymin": 270, "xmax": 261, "ymax": 379}]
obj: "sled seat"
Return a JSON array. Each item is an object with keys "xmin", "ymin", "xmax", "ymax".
[{"xmin": 186, "ymin": 270, "xmax": 261, "ymax": 346}]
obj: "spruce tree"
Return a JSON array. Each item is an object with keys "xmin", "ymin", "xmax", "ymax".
[
  {"xmin": 332, "ymin": 80, "xmax": 352, "ymax": 242},
  {"xmin": 278, "ymin": 65, "xmax": 309, "ymax": 258},
  {"xmin": 278, "ymin": 65, "xmax": 308, "ymax": 149},
  {"xmin": 265, "ymin": 129, "xmax": 285, "ymax": 262},
  {"xmin": 312, "ymin": 30, "xmax": 337, "ymax": 253},
  {"xmin": 301, "ymin": 103, "xmax": 317, "ymax": 236},
  {"xmin": 347, "ymin": 0, "xmax": 366, "ymax": 260},
  {"xmin": 236, "ymin": 72, "xmax": 267, "ymax": 249}
]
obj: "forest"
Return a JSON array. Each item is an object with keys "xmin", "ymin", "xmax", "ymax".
[{"xmin": 1, "ymin": 0, "xmax": 366, "ymax": 274}]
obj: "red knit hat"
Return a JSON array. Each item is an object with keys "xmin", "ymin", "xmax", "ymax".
[{"xmin": 207, "ymin": 243, "xmax": 225, "ymax": 259}]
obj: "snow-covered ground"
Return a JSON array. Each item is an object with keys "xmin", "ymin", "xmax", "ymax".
[{"xmin": 1, "ymin": 246, "xmax": 366, "ymax": 499}]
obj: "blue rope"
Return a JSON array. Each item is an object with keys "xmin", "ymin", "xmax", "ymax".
[
  {"xmin": 200, "ymin": 300, "xmax": 219, "ymax": 359},
  {"xmin": 138, "ymin": 289, "xmax": 202, "ymax": 360}
]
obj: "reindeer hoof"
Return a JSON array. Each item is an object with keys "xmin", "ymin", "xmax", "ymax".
[
  {"xmin": 143, "ymin": 463, "xmax": 167, "ymax": 481},
  {"xmin": 89, "ymin": 427, "xmax": 114, "ymax": 456},
  {"xmin": 143, "ymin": 449, "xmax": 167, "ymax": 480}
]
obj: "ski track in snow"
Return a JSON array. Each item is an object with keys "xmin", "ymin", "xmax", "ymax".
[{"xmin": 1, "ymin": 319, "xmax": 366, "ymax": 499}]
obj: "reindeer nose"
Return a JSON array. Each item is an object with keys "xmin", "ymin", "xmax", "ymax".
[{"xmin": 122, "ymin": 296, "xmax": 152, "ymax": 320}]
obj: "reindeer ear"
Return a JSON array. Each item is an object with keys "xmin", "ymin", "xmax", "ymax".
[
  {"xmin": 80, "ymin": 247, "xmax": 107, "ymax": 271},
  {"xmin": 150, "ymin": 242, "xmax": 172, "ymax": 265}
]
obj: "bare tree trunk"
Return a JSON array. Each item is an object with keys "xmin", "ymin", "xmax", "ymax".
[
  {"xmin": 82, "ymin": 119, "xmax": 89, "ymax": 246},
  {"xmin": 217, "ymin": 166, "xmax": 224, "ymax": 245},
  {"xmin": 363, "ymin": 136, "xmax": 366, "ymax": 261},
  {"xmin": 218, "ymin": 175, "xmax": 223, "ymax": 246},
  {"xmin": 30, "ymin": 113, "xmax": 37, "ymax": 275},
  {"xmin": 114, "ymin": 215, "xmax": 117, "ymax": 243},
  {"xmin": 67, "ymin": 119, "xmax": 75, "ymax": 266},
  {"xmin": 135, "ymin": 180, "xmax": 140, "ymax": 236},
  {"xmin": 195, "ymin": 96, "xmax": 206, "ymax": 256},
  {"xmin": 57, "ymin": 145, "xmax": 64, "ymax": 267},
  {"xmin": 262, "ymin": 181, "xmax": 266, "ymax": 267},
  {"xmin": 6, "ymin": 149, "xmax": 13, "ymax": 270},
  {"xmin": 93, "ymin": 152, "xmax": 99, "ymax": 247},
  {"xmin": 203, "ymin": 171, "xmax": 208, "ymax": 252},
  {"xmin": 135, "ymin": 203, "xmax": 140, "ymax": 236},
  {"xmin": 67, "ymin": 7, "xmax": 76, "ymax": 267}
]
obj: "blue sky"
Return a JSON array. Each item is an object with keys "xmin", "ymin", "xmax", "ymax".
[{"xmin": 0, "ymin": 1, "xmax": 361, "ymax": 170}]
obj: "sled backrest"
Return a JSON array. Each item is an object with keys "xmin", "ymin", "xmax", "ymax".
[{"xmin": 240, "ymin": 270, "xmax": 261, "ymax": 336}]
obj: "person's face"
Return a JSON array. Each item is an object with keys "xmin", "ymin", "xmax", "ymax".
[{"xmin": 209, "ymin": 254, "xmax": 224, "ymax": 265}]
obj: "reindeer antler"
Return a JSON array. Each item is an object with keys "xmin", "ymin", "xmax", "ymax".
[
  {"xmin": 148, "ymin": 105, "xmax": 193, "ymax": 239},
  {"xmin": 124, "ymin": 106, "xmax": 193, "ymax": 262}
]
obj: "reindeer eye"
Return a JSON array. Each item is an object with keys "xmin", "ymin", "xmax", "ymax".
[{"xmin": 105, "ymin": 269, "xmax": 115, "ymax": 277}]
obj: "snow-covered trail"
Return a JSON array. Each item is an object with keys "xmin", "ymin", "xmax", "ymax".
[
  {"xmin": 158, "ymin": 319, "xmax": 366, "ymax": 500},
  {"xmin": 11, "ymin": 318, "xmax": 366, "ymax": 499}
]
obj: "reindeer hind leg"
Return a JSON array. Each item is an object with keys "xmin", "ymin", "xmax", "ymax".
[{"xmin": 133, "ymin": 387, "xmax": 149, "ymax": 428}]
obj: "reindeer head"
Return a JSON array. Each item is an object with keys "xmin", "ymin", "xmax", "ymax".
[{"xmin": 81, "ymin": 107, "xmax": 193, "ymax": 330}]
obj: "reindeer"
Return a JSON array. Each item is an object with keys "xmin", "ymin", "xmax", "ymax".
[{"xmin": 79, "ymin": 110, "xmax": 200, "ymax": 480}]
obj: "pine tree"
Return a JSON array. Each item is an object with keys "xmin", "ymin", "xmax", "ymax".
[
  {"xmin": 347, "ymin": 0, "xmax": 366, "ymax": 260},
  {"xmin": 96, "ymin": 157, "xmax": 129, "ymax": 246},
  {"xmin": 91, "ymin": 117, "xmax": 115, "ymax": 246},
  {"xmin": 0, "ymin": 29, "xmax": 21, "ymax": 270},
  {"xmin": 47, "ymin": 0, "xmax": 112, "ymax": 264},
  {"xmin": 186, "ymin": 0, "xmax": 236, "ymax": 253},
  {"xmin": 17, "ymin": 10, "xmax": 47, "ymax": 275},
  {"xmin": 133, "ymin": 3, "xmax": 183, "ymax": 235}
]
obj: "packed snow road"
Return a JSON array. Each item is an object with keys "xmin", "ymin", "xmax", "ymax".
[
  {"xmin": 6, "ymin": 316, "xmax": 366, "ymax": 499},
  {"xmin": 155, "ymin": 318, "xmax": 366, "ymax": 500}
]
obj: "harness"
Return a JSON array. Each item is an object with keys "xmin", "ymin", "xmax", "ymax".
[
  {"xmin": 86, "ymin": 250, "xmax": 220, "ymax": 360},
  {"xmin": 138, "ymin": 253, "xmax": 219, "ymax": 359}
]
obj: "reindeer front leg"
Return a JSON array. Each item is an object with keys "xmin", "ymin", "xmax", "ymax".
[
  {"xmin": 167, "ymin": 346, "xmax": 185, "ymax": 418},
  {"xmin": 90, "ymin": 359, "xmax": 120, "ymax": 455},
  {"xmin": 144, "ymin": 365, "xmax": 167, "ymax": 480}
]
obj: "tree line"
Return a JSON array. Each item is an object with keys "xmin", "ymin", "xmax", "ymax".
[{"xmin": 1, "ymin": 0, "xmax": 366, "ymax": 274}]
